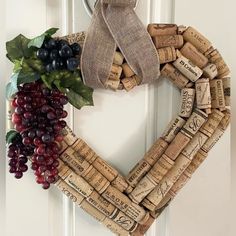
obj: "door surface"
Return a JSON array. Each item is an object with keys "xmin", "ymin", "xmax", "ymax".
[{"xmin": 0, "ymin": 1, "xmax": 233, "ymax": 236}]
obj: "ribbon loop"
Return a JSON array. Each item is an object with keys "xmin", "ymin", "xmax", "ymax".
[{"xmin": 81, "ymin": 0, "xmax": 160, "ymax": 89}]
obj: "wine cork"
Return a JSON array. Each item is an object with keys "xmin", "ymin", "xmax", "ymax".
[
  {"xmin": 80, "ymin": 200, "xmax": 106, "ymax": 222},
  {"xmin": 105, "ymin": 79, "xmax": 120, "ymax": 91},
  {"xmin": 153, "ymin": 35, "xmax": 184, "ymax": 49},
  {"xmin": 83, "ymin": 166, "xmax": 110, "ymax": 194},
  {"xmin": 180, "ymin": 42, "xmax": 208, "ymax": 68},
  {"xmin": 181, "ymin": 131, "xmax": 208, "ymax": 160},
  {"xmin": 195, "ymin": 78, "xmax": 211, "ymax": 109},
  {"xmin": 122, "ymin": 63, "xmax": 135, "ymax": 78},
  {"xmin": 173, "ymin": 55, "xmax": 203, "ymax": 82},
  {"xmin": 210, "ymin": 79, "xmax": 226, "ymax": 109},
  {"xmin": 109, "ymin": 64, "xmax": 122, "ymax": 81},
  {"xmin": 143, "ymin": 138, "xmax": 169, "ymax": 166},
  {"xmin": 111, "ymin": 175, "xmax": 129, "ymax": 193},
  {"xmin": 161, "ymin": 63, "xmax": 189, "ymax": 89},
  {"xmin": 57, "ymin": 159, "xmax": 71, "ymax": 179},
  {"xmin": 186, "ymin": 81, "xmax": 194, "ymax": 88},
  {"xmin": 87, "ymin": 190, "xmax": 116, "ymax": 217},
  {"xmin": 125, "ymin": 203, "xmax": 149, "ymax": 224},
  {"xmin": 131, "ymin": 216, "xmax": 155, "ymax": 236},
  {"xmin": 113, "ymin": 51, "xmax": 125, "ymax": 66},
  {"xmin": 202, "ymin": 110, "xmax": 230, "ymax": 152},
  {"xmin": 183, "ymin": 27, "xmax": 212, "ymax": 53},
  {"xmin": 61, "ymin": 126, "xmax": 77, "ymax": 145},
  {"xmin": 65, "ymin": 171, "xmax": 94, "ymax": 198},
  {"xmin": 60, "ymin": 147, "xmax": 91, "ymax": 176},
  {"xmin": 200, "ymin": 109, "xmax": 225, "ymax": 137},
  {"xmin": 141, "ymin": 198, "xmax": 157, "ymax": 212},
  {"xmin": 102, "ymin": 218, "xmax": 130, "ymax": 236},
  {"xmin": 59, "ymin": 32, "xmax": 86, "ymax": 46},
  {"xmin": 157, "ymin": 46, "xmax": 177, "ymax": 64},
  {"xmin": 164, "ymin": 131, "xmax": 191, "ymax": 160},
  {"xmin": 126, "ymin": 160, "xmax": 151, "ymax": 188},
  {"xmin": 181, "ymin": 109, "xmax": 208, "ymax": 139},
  {"xmin": 207, "ymin": 49, "xmax": 230, "ymax": 78},
  {"xmin": 179, "ymin": 88, "xmax": 195, "ymax": 118},
  {"xmin": 110, "ymin": 209, "xmax": 138, "ymax": 232},
  {"xmin": 72, "ymin": 138, "xmax": 98, "ymax": 163},
  {"xmin": 162, "ymin": 116, "xmax": 186, "ymax": 142},
  {"xmin": 122, "ymin": 77, "xmax": 138, "ymax": 91},
  {"xmin": 203, "ymin": 63, "xmax": 218, "ymax": 80},
  {"xmin": 186, "ymin": 149, "xmax": 208, "ymax": 175},
  {"xmin": 147, "ymin": 24, "xmax": 177, "ymax": 36},
  {"xmin": 55, "ymin": 179, "xmax": 84, "ymax": 206},
  {"xmin": 177, "ymin": 25, "xmax": 187, "ymax": 35},
  {"xmin": 6, "ymin": 100, "xmax": 14, "ymax": 129},
  {"xmin": 222, "ymin": 77, "xmax": 230, "ymax": 106},
  {"xmin": 57, "ymin": 140, "xmax": 69, "ymax": 154}
]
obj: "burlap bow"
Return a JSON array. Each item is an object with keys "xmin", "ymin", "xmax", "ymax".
[{"xmin": 81, "ymin": 0, "xmax": 160, "ymax": 89}]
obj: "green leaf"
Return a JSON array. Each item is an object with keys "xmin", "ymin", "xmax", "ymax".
[
  {"xmin": 6, "ymin": 82, "xmax": 18, "ymax": 99},
  {"xmin": 41, "ymin": 74, "xmax": 55, "ymax": 89},
  {"xmin": 6, "ymin": 130, "xmax": 18, "ymax": 144},
  {"xmin": 10, "ymin": 73, "xmax": 20, "ymax": 90},
  {"xmin": 28, "ymin": 28, "xmax": 59, "ymax": 48},
  {"xmin": 13, "ymin": 59, "xmax": 23, "ymax": 73},
  {"xmin": 17, "ymin": 70, "xmax": 40, "ymax": 84},
  {"xmin": 6, "ymin": 34, "xmax": 33, "ymax": 62}
]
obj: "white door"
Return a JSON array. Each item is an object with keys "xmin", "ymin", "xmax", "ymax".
[{"xmin": 0, "ymin": 0, "xmax": 232, "ymax": 236}]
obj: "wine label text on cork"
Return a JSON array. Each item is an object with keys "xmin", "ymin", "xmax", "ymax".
[{"xmin": 179, "ymin": 88, "xmax": 195, "ymax": 118}]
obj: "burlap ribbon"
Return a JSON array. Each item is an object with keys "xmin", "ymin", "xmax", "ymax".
[{"xmin": 81, "ymin": 0, "xmax": 160, "ymax": 89}]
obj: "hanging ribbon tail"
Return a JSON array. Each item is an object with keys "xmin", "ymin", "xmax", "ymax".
[{"xmin": 81, "ymin": 0, "xmax": 160, "ymax": 89}]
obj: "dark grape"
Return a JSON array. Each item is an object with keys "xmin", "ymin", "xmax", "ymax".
[
  {"xmin": 70, "ymin": 43, "xmax": 81, "ymax": 55},
  {"xmin": 36, "ymin": 49, "xmax": 49, "ymax": 61},
  {"xmin": 45, "ymin": 63, "xmax": 54, "ymax": 73},
  {"xmin": 52, "ymin": 58, "xmax": 65, "ymax": 70},
  {"xmin": 59, "ymin": 45, "xmax": 73, "ymax": 58},
  {"xmin": 66, "ymin": 58, "xmax": 79, "ymax": 71}
]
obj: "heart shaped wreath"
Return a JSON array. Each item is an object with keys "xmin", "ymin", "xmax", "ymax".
[{"xmin": 6, "ymin": 1, "xmax": 231, "ymax": 235}]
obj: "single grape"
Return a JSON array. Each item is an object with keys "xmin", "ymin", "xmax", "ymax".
[
  {"xmin": 36, "ymin": 48, "xmax": 49, "ymax": 61},
  {"xmin": 66, "ymin": 58, "xmax": 79, "ymax": 71}
]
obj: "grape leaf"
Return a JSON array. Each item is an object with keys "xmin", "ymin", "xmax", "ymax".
[
  {"xmin": 6, "ymin": 82, "xmax": 18, "ymax": 99},
  {"xmin": 6, "ymin": 130, "xmax": 18, "ymax": 144},
  {"xmin": 28, "ymin": 28, "xmax": 59, "ymax": 48},
  {"xmin": 6, "ymin": 34, "xmax": 33, "ymax": 62}
]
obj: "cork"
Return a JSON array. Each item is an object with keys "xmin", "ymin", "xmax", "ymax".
[
  {"xmin": 147, "ymin": 24, "xmax": 177, "ymax": 36},
  {"xmin": 180, "ymin": 42, "xmax": 208, "ymax": 68},
  {"xmin": 131, "ymin": 216, "xmax": 155, "ymax": 236},
  {"xmin": 186, "ymin": 82, "xmax": 194, "ymax": 88},
  {"xmin": 102, "ymin": 218, "xmax": 130, "ymax": 236},
  {"xmin": 164, "ymin": 131, "xmax": 191, "ymax": 160},
  {"xmin": 105, "ymin": 79, "xmax": 121, "ymax": 91},
  {"xmin": 113, "ymin": 51, "xmax": 125, "ymax": 66},
  {"xmin": 222, "ymin": 77, "xmax": 230, "ymax": 106},
  {"xmin": 161, "ymin": 63, "xmax": 189, "ymax": 89},
  {"xmin": 80, "ymin": 199, "xmax": 106, "ymax": 222},
  {"xmin": 195, "ymin": 78, "xmax": 211, "ymax": 109},
  {"xmin": 210, "ymin": 79, "xmax": 226, "ymax": 109},
  {"xmin": 143, "ymin": 138, "xmax": 169, "ymax": 166},
  {"xmin": 122, "ymin": 77, "xmax": 138, "ymax": 91},
  {"xmin": 65, "ymin": 171, "xmax": 94, "ymax": 198},
  {"xmin": 157, "ymin": 46, "xmax": 177, "ymax": 64},
  {"xmin": 61, "ymin": 126, "xmax": 77, "ymax": 145},
  {"xmin": 177, "ymin": 25, "xmax": 187, "ymax": 35},
  {"xmin": 60, "ymin": 147, "xmax": 91, "ymax": 176},
  {"xmin": 203, "ymin": 63, "xmax": 218, "ymax": 80},
  {"xmin": 111, "ymin": 174, "xmax": 129, "ymax": 193},
  {"xmin": 59, "ymin": 31, "xmax": 86, "ymax": 46},
  {"xmin": 55, "ymin": 179, "xmax": 84, "ymax": 206},
  {"xmin": 207, "ymin": 49, "xmax": 230, "ymax": 78},
  {"xmin": 109, "ymin": 64, "xmax": 123, "ymax": 81},
  {"xmin": 110, "ymin": 209, "xmax": 138, "ymax": 232},
  {"xmin": 162, "ymin": 116, "xmax": 186, "ymax": 142},
  {"xmin": 183, "ymin": 27, "xmax": 212, "ymax": 53},
  {"xmin": 72, "ymin": 138, "xmax": 97, "ymax": 163},
  {"xmin": 125, "ymin": 203, "xmax": 149, "ymax": 224},
  {"xmin": 179, "ymin": 88, "xmax": 195, "ymax": 118},
  {"xmin": 181, "ymin": 131, "xmax": 208, "ymax": 160},
  {"xmin": 83, "ymin": 166, "xmax": 110, "ymax": 194},
  {"xmin": 126, "ymin": 160, "xmax": 151, "ymax": 188},
  {"xmin": 141, "ymin": 198, "xmax": 157, "ymax": 212},
  {"xmin": 6, "ymin": 100, "xmax": 14, "ymax": 130},
  {"xmin": 173, "ymin": 55, "xmax": 203, "ymax": 82},
  {"xmin": 129, "ymin": 155, "xmax": 174, "ymax": 204},
  {"xmin": 57, "ymin": 159, "xmax": 71, "ymax": 179},
  {"xmin": 153, "ymin": 35, "xmax": 184, "ymax": 49},
  {"xmin": 57, "ymin": 140, "xmax": 68, "ymax": 154},
  {"xmin": 87, "ymin": 190, "xmax": 116, "ymax": 217},
  {"xmin": 181, "ymin": 109, "xmax": 208, "ymax": 139},
  {"xmin": 202, "ymin": 110, "xmax": 230, "ymax": 152},
  {"xmin": 92, "ymin": 157, "xmax": 118, "ymax": 182},
  {"xmin": 200, "ymin": 109, "xmax": 225, "ymax": 137},
  {"xmin": 122, "ymin": 63, "xmax": 135, "ymax": 78}
]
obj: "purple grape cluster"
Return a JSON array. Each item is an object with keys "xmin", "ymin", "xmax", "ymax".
[
  {"xmin": 36, "ymin": 37, "xmax": 81, "ymax": 72},
  {"xmin": 9, "ymin": 81, "xmax": 68, "ymax": 189}
]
